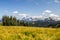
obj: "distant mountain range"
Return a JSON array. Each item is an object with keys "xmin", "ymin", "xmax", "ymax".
[
  {"xmin": 21, "ymin": 16, "xmax": 60, "ymax": 22},
  {"xmin": 0, "ymin": 16, "xmax": 60, "ymax": 23},
  {"xmin": 1, "ymin": 16, "xmax": 60, "ymax": 27}
]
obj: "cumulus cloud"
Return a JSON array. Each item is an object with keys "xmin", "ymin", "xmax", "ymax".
[
  {"xmin": 42, "ymin": 10, "xmax": 52, "ymax": 15},
  {"xmin": 12, "ymin": 11, "xmax": 19, "ymax": 17},
  {"xmin": 18, "ymin": 14, "xmax": 28, "ymax": 17},
  {"xmin": 49, "ymin": 14, "xmax": 60, "ymax": 21},
  {"xmin": 12, "ymin": 10, "xmax": 60, "ymax": 21},
  {"xmin": 13, "ymin": 11, "xmax": 19, "ymax": 14},
  {"xmin": 44, "ymin": 10, "xmax": 52, "ymax": 13},
  {"xmin": 17, "ymin": 13, "xmax": 46, "ymax": 20},
  {"xmin": 42, "ymin": 10, "xmax": 60, "ymax": 21},
  {"xmin": 49, "ymin": 14, "xmax": 59, "ymax": 17}
]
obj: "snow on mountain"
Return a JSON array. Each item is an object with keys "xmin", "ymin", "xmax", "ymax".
[
  {"xmin": 21, "ymin": 15, "xmax": 60, "ymax": 22},
  {"xmin": 49, "ymin": 14, "xmax": 60, "ymax": 21},
  {"xmin": 21, "ymin": 15, "xmax": 47, "ymax": 21}
]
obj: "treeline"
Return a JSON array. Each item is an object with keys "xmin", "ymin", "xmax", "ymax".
[
  {"xmin": 2, "ymin": 16, "xmax": 60, "ymax": 27},
  {"xmin": 2, "ymin": 16, "xmax": 27, "ymax": 26}
]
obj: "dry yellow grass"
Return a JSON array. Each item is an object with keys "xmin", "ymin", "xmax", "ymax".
[{"xmin": 0, "ymin": 26, "xmax": 60, "ymax": 40}]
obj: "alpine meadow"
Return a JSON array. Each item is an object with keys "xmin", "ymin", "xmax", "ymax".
[
  {"xmin": 0, "ymin": 26, "xmax": 60, "ymax": 40},
  {"xmin": 0, "ymin": 0, "xmax": 60, "ymax": 40}
]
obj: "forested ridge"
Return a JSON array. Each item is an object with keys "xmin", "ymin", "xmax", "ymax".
[{"xmin": 2, "ymin": 16, "xmax": 60, "ymax": 27}]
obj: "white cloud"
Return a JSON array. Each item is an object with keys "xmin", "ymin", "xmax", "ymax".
[
  {"xmin": 18, "ymin": 14, "xmax": 28, "ymax": 17},
  {"xmin": 12, "ymin": 11, "xmax": 19, "ymax": 17},
  {"xmin": 42, "ymin": 10, "xmax": 52, "ymax": 16},
  {"xmin": 13, "ymin": 11, "xmax": 18, "ymax": 14},
  {"xmin": 49, "ymin": 14, "xmax": 60, "ymax": 21},
  {"xmin": 12, "ymin": 10, "xmax": 60, "ymax": 21},
  {"xmin": 42, "ymin": 10, "xmax": 60, "ymax": 21},
  {"xmin": 18, "ymin": 13, "xmax": 46, "ymax": 20},
  {"xmin": 44, "ymin": 10, "xmax": 52, "ymax": 13},
  {"xmin": 54, "ymin": 0, "xmax": 60, "ymax": 3},
  {"xmin": 49, "ymin": 14, "xmax": 59, "ymax": 17}
]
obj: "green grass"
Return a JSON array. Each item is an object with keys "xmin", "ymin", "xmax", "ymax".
[{"xmin": 0, "ymin": 26, "xmax": 60, "ymax": 40}]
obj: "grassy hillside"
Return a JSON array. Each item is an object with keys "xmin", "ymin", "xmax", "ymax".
[
  {"xmin": 0, "ymin": 22, "xmax": 2, "ymax": 26},
  {"xmin": 0, "ymin": 26, "xmax": 60, "ymax": 40}
]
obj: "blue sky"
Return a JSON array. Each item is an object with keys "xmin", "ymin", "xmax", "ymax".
[{"xmin": 0, "ymin": 0, "xmax": 60, "ymax": 19}]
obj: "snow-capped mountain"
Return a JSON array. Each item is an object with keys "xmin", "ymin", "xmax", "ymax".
[
  {"xmin": 21, "ymin": 16, "xmax": 60, "ymax": 22},
  {"xmin": 22, "ymin": 17, "xmax": 42, "ymax": 21},
  {"xmin": 18, "ymin": 13, "xmax": 60, "ymax": 21}
]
